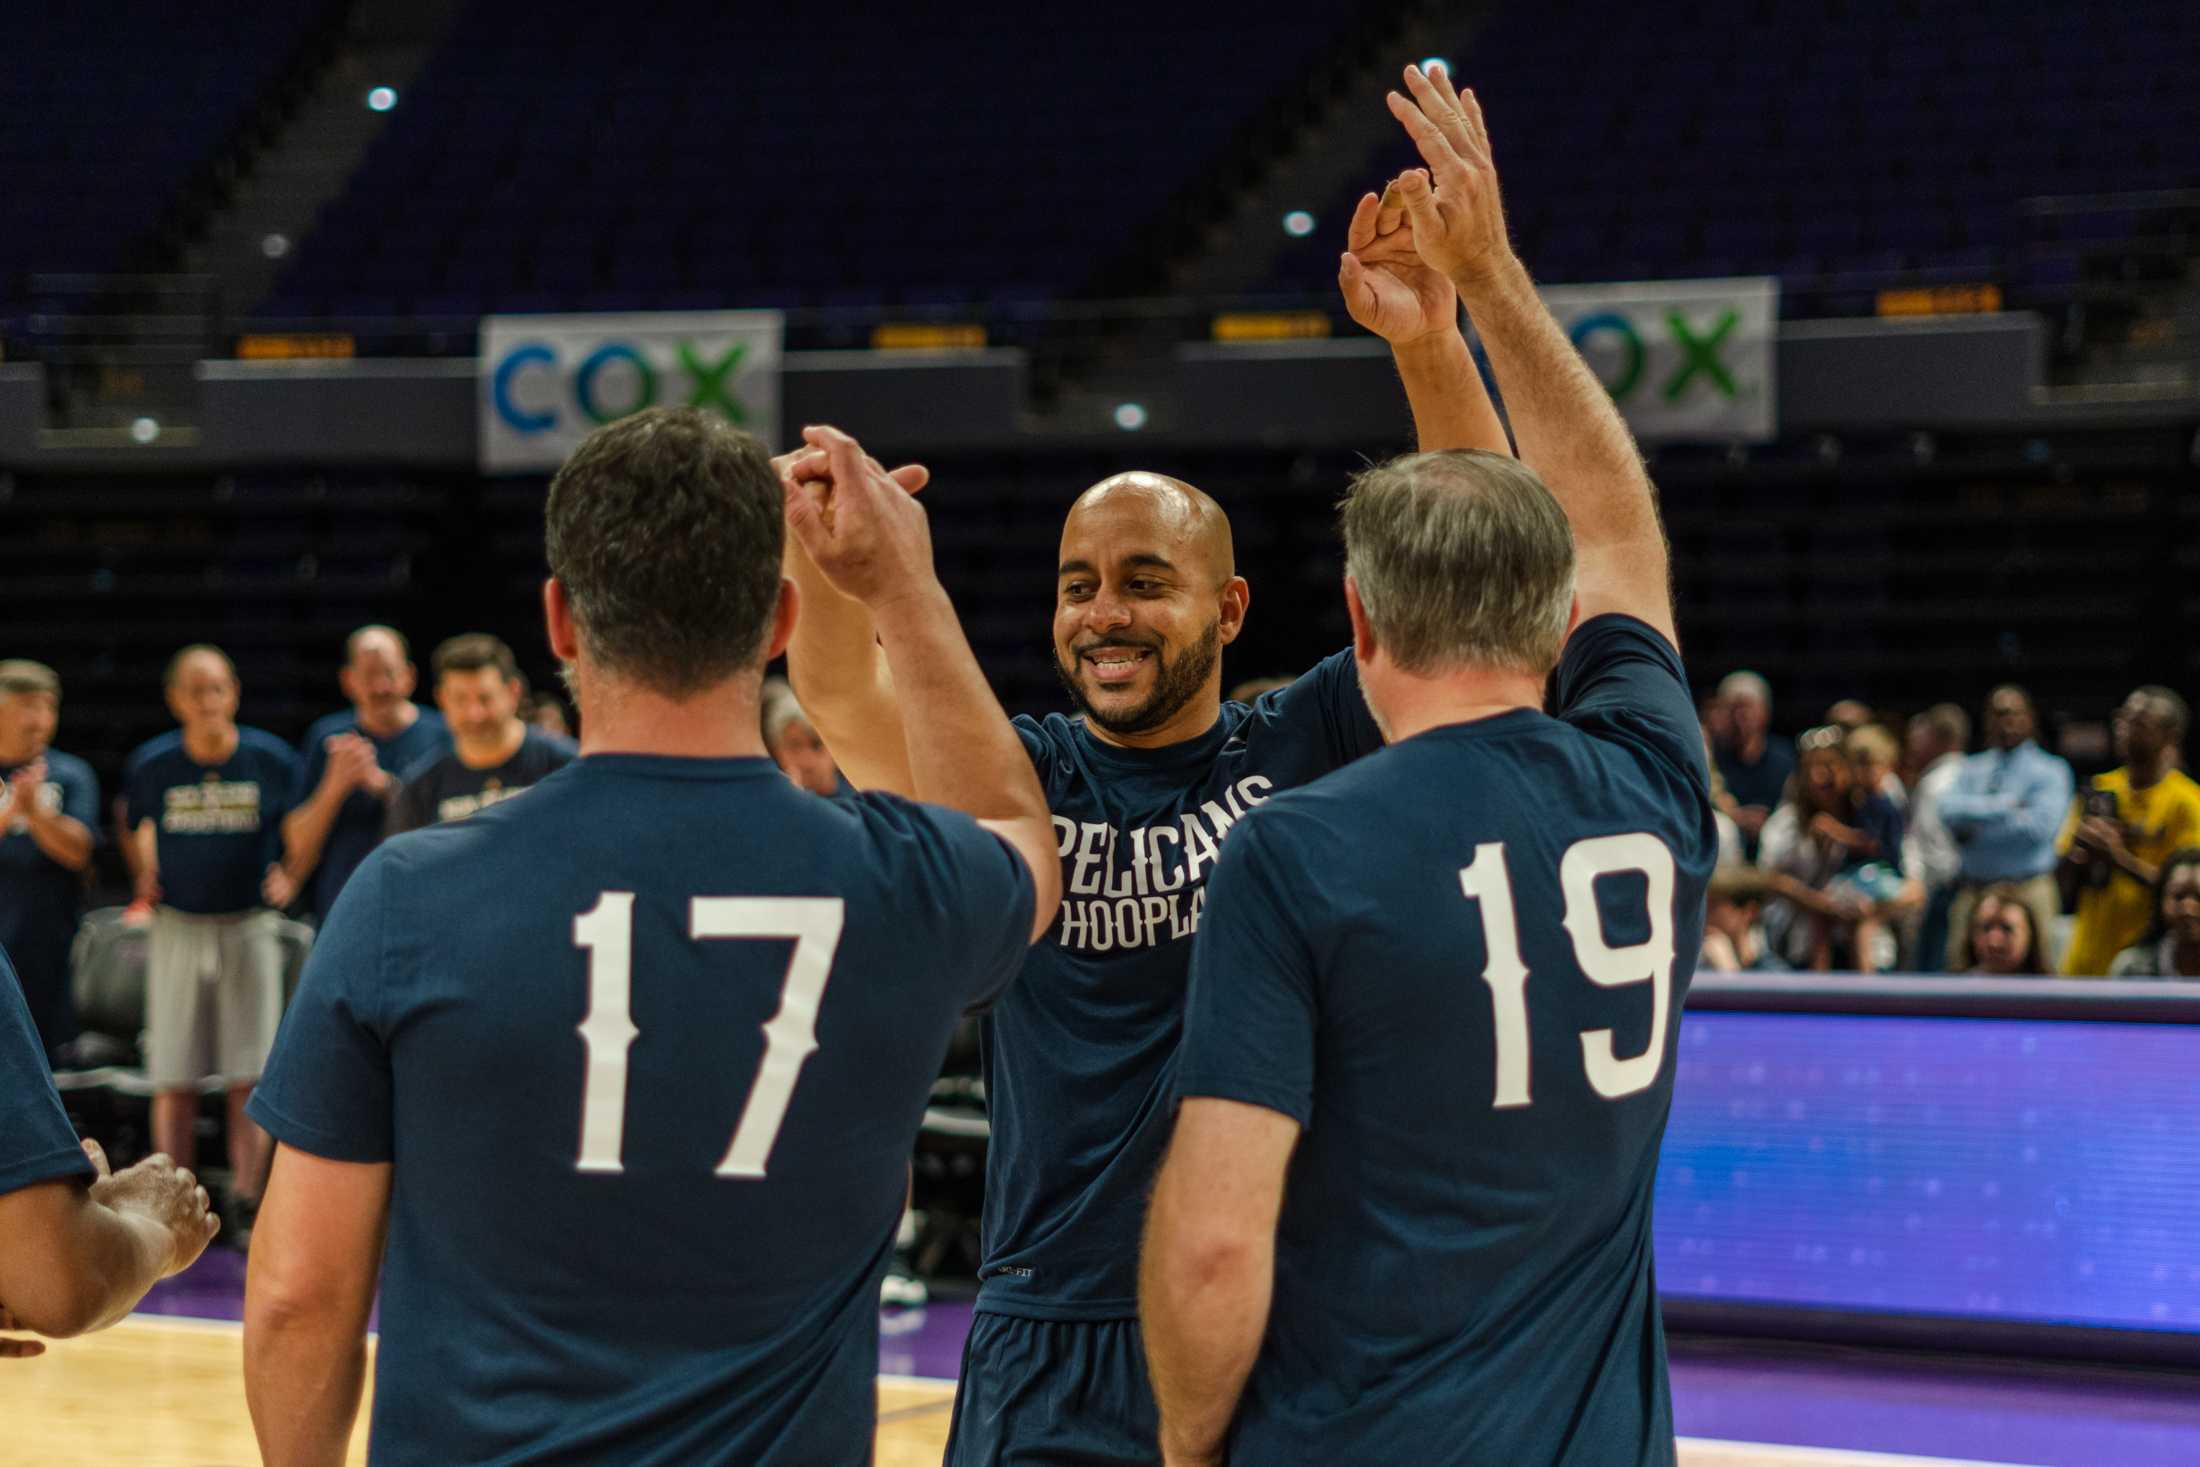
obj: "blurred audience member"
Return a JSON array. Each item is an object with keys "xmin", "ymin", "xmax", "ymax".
[
  {"xmin": 1939, "ymin": 685, "xmax": 2072, "ymax": 972},
  {"xmin": 1226, "ymin": 675, "xmax": 1296, "ymax": 703},
  {"xmin": 2108, "ymin": 848, "xmax": 2200, "ymax": 979},
  {"xmin": 1713, "ymin": 671, "xmax": 1794, "ymax": 860},
  {"xmin": 762, "ymin": 692, "xmax": 849, "ymax": 798},
  {"xmin": 386, "ymin": 636, "xmax": 574, "ymax": 835},
  {"xmin": 1758, "ymin": 726, "xmax": 1906, "ymax": 971},
  {"xmin": 1825, "ymin": 699, "xmax": 1875, "ymax": 734},
  {"xmin": 1959, "ymin": 886, "xmax": 2050, "ymax": 976},
  {"xmin": 1901, "ymin": 703, "xmax": 1972, "ymax": 972},
  {"xmin": 522, "ymin": 692, "xmax": 572, "ymax": 740},
  {"xmin": 2058, "ymin": 687, "xmax": 2200, "ymax": 976},
  {"xmin": 123, "ymin": 645, "xmax": 300, "ymax": 1216},
  {"xmin": 1847, "ymin": 722, "xmax": 1906, "ymax": 810},
  {"xmin": 0, "ymin": 661, "xmax": 99, "ymax": 1063},
  {"xmin": 1700, "ymin": 868, "xmax": 1787, "ymax": 972},
  {"xmin": 282, "ymin": 627, "xmax": 450, "ymax": 925}
]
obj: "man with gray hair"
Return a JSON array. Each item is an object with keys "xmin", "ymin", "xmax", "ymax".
[
  {"xmin": 1902, "ymin": 703, "xmax": 1971, "ymax": 971},
  {"xmin": 1712, "ymin": 669, "xmax": 1793, "ymax": 860},
  {"xmin": 0, "ymin": 660, "xmax": 100, "ymax": 1062},
  {"xmin": 1144, "ymin": 64, "xmax": 1715, "ymax": 1467}
]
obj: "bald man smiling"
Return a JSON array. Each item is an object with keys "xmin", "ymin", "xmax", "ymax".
[{"xmin": 783, "ymin": 186, "xmax": 1512, "ymax": 1467}]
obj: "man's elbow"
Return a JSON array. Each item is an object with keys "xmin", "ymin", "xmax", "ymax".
[
  {"xmin": 1151, "ymin": 1218, "xmax": 1266, "ymax": 1301},
  {"xmin": 6, "ymin": 1260, "xmax": 122, "ymax": 1339}
]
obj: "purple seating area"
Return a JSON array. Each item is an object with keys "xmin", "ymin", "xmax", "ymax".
[
  {"xmin": 1262, "ymin": 0, "xmax": 2200, "ymax": 311},
  {"xmin": 0, "ymin": 1, "xmax": 335, "ymax": 319},
  {"xmin": 255, "ymin": 0, "xmax": 1367, "ymax": 322}
]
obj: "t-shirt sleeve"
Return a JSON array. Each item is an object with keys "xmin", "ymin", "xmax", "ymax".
[
  {"xmin": 1871, "ymin": 798, "xmax": 1906, "ymax": 874},
  {"xmin": 261, "ymin": 742, "xmax": 303, "ymax": 822},
  {"xmin": 1252, "ymin": 648, "xmax": 1385, "ymax": 766},
  {"xmin": 59, "ymin": 759, "xmax": 100, "ymax": 832},
  {"xmin": 1176, "ymin": 815, "xmax": 1320, "ymax": 1128},
  {"xmin": 246, "ymin": 850, "xmax": 395, "ymax": 1162},
  {"xmin": 1553, "ymin": 614, "xmax": 1710, "ymax": 794},
  {"xmin": 121, "ymin": 749, "xmax": 155, "ymax": 830},
  {"xmin": 0, "ymin": 951, "xmax": 96, "ymax": 1196},
  {"xmin": 859, "ymin": 794, "xmax": 1037, "ymax": 1015}
]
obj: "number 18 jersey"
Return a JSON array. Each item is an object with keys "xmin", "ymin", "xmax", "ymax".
[
  {"xmin": 249, "ymin": 754, "xmax": 1036, "ymax": 1467},
  {"xmin": 1178, "ymin": 616, "xmax": 1718, "ymax": 1466}
]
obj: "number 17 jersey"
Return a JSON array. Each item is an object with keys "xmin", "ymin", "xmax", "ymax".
[{"xmin": 248, "ymin": 754, "xmax": 1036, "ymax": 1467}]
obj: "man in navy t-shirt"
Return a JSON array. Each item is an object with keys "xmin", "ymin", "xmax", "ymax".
[
  {"xmin": 282, "ymin": 626, "xmax": 450, "ymax": 923},
  {"xmin": 123, "ymin": 645, "xmax": 301, "ymax": 1211},
  {"xmin": 0, "ymin": 661, "xmax": 100, "ymax": 1062},
  {"xmin": 383, "ymin": 634, "xmax": 573, "ymax": 835},
  {"xmin": 242, "ymin": 410, "xmax": 1060, "ymax": 1467},
  {"xmin": 781, "ymin": 155, "xmax": 1515, "ymax": 1464},
  {"xmin": 1141, "ymin": 67, "xmax": 1716, "ymax": 1467},
  {"xmin": 0, "ymin": 945, "xmax": 222, "ymax": 1351}
]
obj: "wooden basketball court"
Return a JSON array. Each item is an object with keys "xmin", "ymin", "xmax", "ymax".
[{"xmin": 0, "ymin": 1315, "xmax": 2013, "ymax": 1467}]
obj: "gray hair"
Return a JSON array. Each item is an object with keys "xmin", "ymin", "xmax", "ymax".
[
  {"xmin": 1718, "ymin": 670, "xmax": 1772, "ymax": 710},
  {"xmin": 762, "ymin": 690, "xmax": 811, "ymax": 751},
  {"xmin": 0, "ymin": 659, "xmax": 60, "ymax": 700},
  {"xmin": 1338, "ymin": 450, "xmax": 1576, "ymax": 677}
]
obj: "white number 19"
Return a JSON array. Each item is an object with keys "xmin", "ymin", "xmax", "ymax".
[
  {"xmin": 572, "ymin": 892, "xmax": 845, "ymax": 1178},
  {"xmin": 1457, "ymin": 833, "xmax": 1677, "ymax": 1109}
]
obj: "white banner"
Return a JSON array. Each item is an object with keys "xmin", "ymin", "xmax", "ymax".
[
  {"xmin": 1538, "ymin": 277, "xmax": 1778, "ymax": 442},
  {"xmin": 479, "ymin": 310, "xmax": 783, "ymax": 472}
]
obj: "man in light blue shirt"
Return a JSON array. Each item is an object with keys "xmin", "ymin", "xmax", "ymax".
[{"xmin": 1938, "ymin": 685, "xmax": 2072, "ymax": 970}]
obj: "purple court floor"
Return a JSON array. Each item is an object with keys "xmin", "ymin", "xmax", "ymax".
[{"xmin": 143, "ymin": 1256, "xmax": 2200, "ymax": 1466}]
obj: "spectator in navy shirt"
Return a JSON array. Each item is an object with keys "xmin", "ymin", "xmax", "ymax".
[
  {"xmin": 385, "ymin": 635, "xmax": 573, "ymax": 835},
  {"xmin": 282, "ymin": 626, "xmax": 450, "ymax": 924},
  {"xmin": 0, "ymin": 949, "xmax": 221, "ymax": 1353},
  {"xmin": 123, "ymin": 645, "xmax": 301, "ymax": 1213},
  {"xmin": 1712, "ymin": 670, "xmax": 1794, "ymax": 860},
  {"xmin": 0, "ymin": 661, "xmax": 99, "ymax": 1063},
  {"xmin": 1939, "ymin": 685, "xmax": 2073, "ymax": 971}
]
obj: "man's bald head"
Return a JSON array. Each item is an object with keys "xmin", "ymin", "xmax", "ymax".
[{"xmin": 1062, "ymin": 472, "xmax": 1235, "ymax": 586}]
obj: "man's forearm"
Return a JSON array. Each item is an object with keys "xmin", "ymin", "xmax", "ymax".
[
  {"xmin": 245, "ymin": 1312, "xmax": 368, "ymax": 1467},
  {"xmin": 281, "ymin": 784, "xmax": 349, "ymax": 885},
  {"xmin": 24, "ymin": 811, "xmax": 93, "ymax": 872},
  {"xmin": 1457, "ymin": 259, "xmax": 1659, "ymax": 554},
  {"xmin": 784, "ymin": 537, "xmax": 916, "ymax": 795},
  {"xmin": 1393, "ymin": 327, "xmax": 1510, "ymax": 455},
  {"xmin": 870, "ymin": 586, "xmax": 1045, "ymax": 825},
  {"xmin": 1141, "ymin": 1215, "xmax": 1270, "ymax": 1464}
]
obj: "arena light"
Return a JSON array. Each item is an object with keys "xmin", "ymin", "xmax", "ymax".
[
  {"xmin": 130, "ymin": 417, "xmax": 159, "ymax": 444},
  {"xmin": 367, "ymin": 86, "xmax": 398, "ymax": 112},
  {"xmin": 261, "ymin": 233, "xmax": 289, "ymax": 259},
  {"xmin": 1281, "ymin": 210, "xmax": 1316, "ymax": 238},
  {"xmin": 1113, "ymin": 402, "xmax": 1148, "ymax": 432},
  {"xmin": 1419, "ymin": 57, "xmax": 1450, "ymax": 75}
]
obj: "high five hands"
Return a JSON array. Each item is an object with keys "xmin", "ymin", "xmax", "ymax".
[
  {"xmin": 1379, "ymin": 63, "xmax": 1519, "ymax": 293},
  {"xmin": 780, "ymin": 426, "xmax": 943, "ymax": 612}
]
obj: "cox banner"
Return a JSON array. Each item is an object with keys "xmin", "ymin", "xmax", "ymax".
[
  {"xmin": 480, "ymin": 311, "xmax": 783, "ymax": 472},
  {"xmin": 1539, "ymin": 277, "xmax": 1777, "ymax": 442}
]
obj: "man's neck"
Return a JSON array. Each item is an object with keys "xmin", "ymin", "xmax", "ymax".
[
  {"xmin": 1736, "ymin": 730, "xmax": 1766, "ymax": 761},
  {"xmin": 354, "ymin": 700, "xmax": 419, "ymax": 741},
  {"xmin": 182, "ymin": 724, "xmax": 239, "ymax": 765},
  {"xmin": 576, "ymin": 676, "xmax": 768, "ymax": 760},
  {"xmin": 1080, "ymin": 692, "xmax": 1223, "ymax": 752},
  {"xmin": 1372, "ymin": 663, "xmax": 1546, "ymax": 745},
  {"xmin": 454, "ymin": 720, "xmax": 528, "ymax": 770},
  {"xmin": 2127, "ymin": 751, "xmax": 2174, "ymax": 791}
]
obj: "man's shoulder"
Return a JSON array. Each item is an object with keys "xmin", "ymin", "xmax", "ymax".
[
  {"xmin": 125, "ymin": 729, "xmax": 184, "ymax": 772},
  {"xmin": 395, "ymin": 743, "xmax": 458, "ymax": 785},
  {"xmin": 303, "ymin": 710, "xmax": 358, "ymax": 745},
  {"xmin": 236, "ymin": 726, "xmax": 298, "ymax": 763},
  {"xmin": 44, "ymin": 749, "xmax": 97, "ymax": 784}
]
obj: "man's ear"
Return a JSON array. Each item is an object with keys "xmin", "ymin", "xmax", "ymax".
[
  {"xmin": 763, "ymin": 578, "xmax": 800, "ymax": 663},
  {"xmin": 543, "ymin": 578, "xmax": 580, "ymax": 662},
  {"xmin": 1216, "ymin": 576, "xmax": 1251, "ymax": 647},
  {"xmin": 1344, "ymin": 577, "xmax": 1377, "ymax": 667}
]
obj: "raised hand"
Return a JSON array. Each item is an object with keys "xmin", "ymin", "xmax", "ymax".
[
  {"xmin": 323, "ymin": 734, "xmax": 381, "ymax": 798},
  {"xmin": 1338, "ymin": 183, "xmax": 1457, "ymax": 345},
  {"xmin": 1384, "ymin": 63, "xmax": 1517, "ymax": 289},
  {"xmin": 90, "ymin": 1152, "xmax": 221, "ymax": 1277},
  {"xmin": 782, "ymin": 425, "xmax": 942, "ymax": 612}
]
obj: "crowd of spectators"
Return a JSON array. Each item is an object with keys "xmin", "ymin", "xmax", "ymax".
[{"xmin": 1702, "ymin": 673, "xmax": 2200, "ymax": 981}]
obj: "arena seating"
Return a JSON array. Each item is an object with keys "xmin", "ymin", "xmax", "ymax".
[
  {"xmin": 253, "ymin": 0, "xmax": 1371, "ymax": 320},
  {"xmin": 1261, "ymin": 0, "xmax": 2200, "ymax": 313},
  {"xmin": 0, "ymin": 0, "xmax": 337, "ymax": 319}
]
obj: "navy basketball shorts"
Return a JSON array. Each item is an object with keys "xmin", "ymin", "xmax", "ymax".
[{"xmin": 945, "ymin": 1311, "xmax": 1161, "ymax": 1467}]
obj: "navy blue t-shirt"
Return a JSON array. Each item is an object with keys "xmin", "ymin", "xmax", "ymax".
[
  {"xmin": 0, "ymin": 750, "xmax": 100, "ymax": 1040},
  {"xmin": 1179, "ymin": 616, "xmax": 1717, "ymax": 1467},
  {"xmin": 0, "ymin": 945, "xmax": 96, "ymax": 1197},
  {"xmin": 249, "ymin": 755, "xmax": 1035, "ymax": 1467},
  {"xmin": 123, "ymin": 729, "xmax": 300, "ymax": 915},
  {"xmin": 978, "ymin": 648, "xmax": 1382, "ymax": 1319},
  {"xmin": 295, "ymin": 708, "xmax": 450, "ymax": 920}
]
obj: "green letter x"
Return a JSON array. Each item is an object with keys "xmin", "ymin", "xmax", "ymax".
[
  {"xmin": 1663, "ymin": 310, "xmax": 1739, "ymax": 401},
  {"xmin": 682, "ymin": 341, "xmax": 748, "ymax": 422}
]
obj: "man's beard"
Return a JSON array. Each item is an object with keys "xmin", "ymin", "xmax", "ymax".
[{"xmin": 1055, "ymin": 620, "xmax": 1221, "ymax": 737}]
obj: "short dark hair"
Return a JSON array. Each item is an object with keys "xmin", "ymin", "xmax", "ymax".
[
  {"xmin": 164, "ymin": 643, "xmax": 236, "ymax": 688},
  {"xmin": 2145, "ymin": 848, "xmax": 2200, "ymax": 945},
  {"xmin": 432, "ymin": 633, "xmax": 520, "ymax": 684},
  {"xmin": 544, "ymin": 406, "xmax": 784, "ymax": 697},
  {"xmin": 2132, "ymin": 684, "xmax": 2190, "ymax": 747},
  {"xmin": 346, "ymin": 624, "xmax": 411, "ymax": 663}
]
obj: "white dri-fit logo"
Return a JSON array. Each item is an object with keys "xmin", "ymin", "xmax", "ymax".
[
  {"xmin": 1049, "ymin": 775, "xmax": 1273, "ymax": 953},
  {"xmin": 161, "ymin": 780, "xmax": 262, "ymax": 835}
]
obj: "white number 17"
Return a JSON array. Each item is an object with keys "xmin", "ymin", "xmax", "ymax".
[{"xmin": 571, "ymin": 892, "xmax": 845, "ymax": 1178}]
